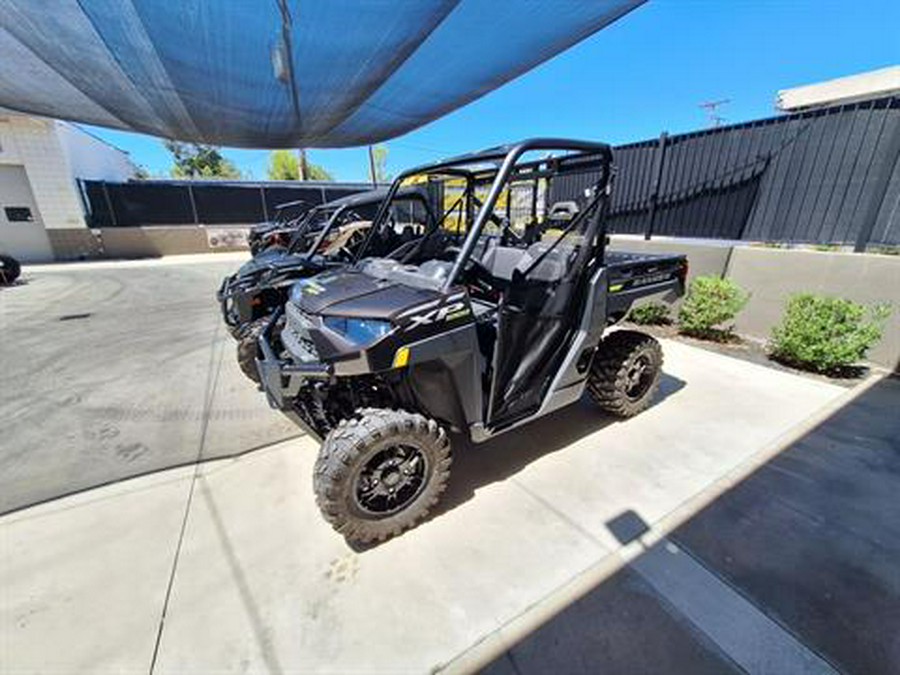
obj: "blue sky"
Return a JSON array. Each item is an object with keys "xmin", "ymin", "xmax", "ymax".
[{"xmin": 86, "ymin": 0, "xmax": 900, "ymax": 182}]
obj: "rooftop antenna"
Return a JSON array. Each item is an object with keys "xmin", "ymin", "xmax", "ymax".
[{"xmin": 699, "ymin": 99, "xmax": 730, "ymax": 128}]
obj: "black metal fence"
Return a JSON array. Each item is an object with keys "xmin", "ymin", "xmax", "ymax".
[
  {"xmin": 82, "ymin": 98, "xmax": 900, "ymax": 250},
  {"xmin": 550, "ymin": 96, "xmax": 900, "ymax": 250},
  {"xmin": 78, "ymin": 179, "xmax": 376, "ymax": 227}
]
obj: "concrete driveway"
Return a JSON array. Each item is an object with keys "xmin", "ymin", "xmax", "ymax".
[{"xmin": 0, "ymin": 256, "xmax": 894, "ymax": 674}]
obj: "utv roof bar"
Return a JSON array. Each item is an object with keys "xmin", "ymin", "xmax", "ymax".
[
  {"xmin": 272, "ymin": 198, "xmax": 309, "ymax": 211},
  {"xmin": 401, "ymin": 137, "xmax": 612, "ymax": 177}
]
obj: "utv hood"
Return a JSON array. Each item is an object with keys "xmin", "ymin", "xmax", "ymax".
[
  {"xmin": 249, "ymin": 220, "xmax": 280, "ymax": 236},
  {"xmin": 290, "ymin": 269, "xmax": 442, "ymax": 320},
  {"xmin": 235, "ymin": 250, "xmax": 323, "ymax": 280}
]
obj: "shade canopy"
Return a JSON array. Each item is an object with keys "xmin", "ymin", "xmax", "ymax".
[{"xmin": 0, "ymin": 1, "xmax": 643, "ymax": 148}]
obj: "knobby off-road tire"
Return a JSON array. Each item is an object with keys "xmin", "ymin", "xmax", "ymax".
[
  {"xmin": 587, "ymin": 330, "xmax": 663, "ymax": 418},
  {"xmin": 0, "ymin": 254, "xmax": 21, "ymax": 285},
  {"xmin": 236, "ymin": 317, "xmax": 269, "ymax": 383},
  {"xmin": 314, "ymin": 408, "xmax": 452, "ymax": 543}
]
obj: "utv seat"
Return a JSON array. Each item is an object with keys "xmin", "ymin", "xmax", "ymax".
[
  {"xmin": 479, "ymin": 243, "xmax": 527, "ymax": 282},
  {"xmin": 399, "ymin": 225, "xmax": 416, "ymax": 243},
  {"xmin": 546, "ymin": 201, "xmax": 579, "ymax": 225},
  {"xmin": 513, "ymin": 240, "xmax": 578, "ymax": 282},
  {"xmin": 478, "ymin": 240, "xmax": 576, "ymax": 284}
]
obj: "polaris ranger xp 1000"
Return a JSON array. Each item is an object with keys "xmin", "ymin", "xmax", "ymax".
[{"xmin": 256, "ymin": 139, "xmax": 687, "ymax": 542}]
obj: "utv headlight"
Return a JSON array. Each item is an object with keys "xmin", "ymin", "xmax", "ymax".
[{"xmin": 323, "ymin": 316, "xmax": 393, "ymax": 345}]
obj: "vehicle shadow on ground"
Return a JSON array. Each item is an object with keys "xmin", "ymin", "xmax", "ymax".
[
  {"xmin": 479, "ymin": 376, "xmax": 900, "ymax": 675},
  {"xmin": 0, "ymin": 278, "xmax": 29, "ymax": 289},
  {"xmin": 426, "ymin": 372, "xmax": 687, "ymax": 524}
]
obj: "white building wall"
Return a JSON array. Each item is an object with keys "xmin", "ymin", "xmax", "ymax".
[
  {"xmin": 777, "ymin": 65, "xmax": 900, "ymax": 111},
  {"xmin": 57, "ymin": 121, "xmax": 135, "ymax": 182},
  {"xmin": 0, "ymin": 116, "xmax": 85, "ymax": 230}
]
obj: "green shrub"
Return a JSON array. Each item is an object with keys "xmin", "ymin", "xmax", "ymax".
[
  {"xmin": 769, "ymin": 294, "xmax": 891, "ymax": 373},
  {"xmin": 867, "ymin": 244, "xmax": 900, "ymax": 256},
  {"xmin": 628, "ymin": 301, "xmax": 671, "ymax": 325},
  {"xmin": 678, "ymin": 275, "xmax": 749, "ymax": 340}
]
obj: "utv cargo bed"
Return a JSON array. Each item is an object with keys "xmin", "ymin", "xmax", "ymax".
[{"xmin": 605, "ymin": 251, "xmax": 687, "ymax": 318}]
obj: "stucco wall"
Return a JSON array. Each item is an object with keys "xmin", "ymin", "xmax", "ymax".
[
  {"xmin": 98, "ymin": 226, "xmax": 249, "ymax": 258},
  {"xmin": 44, "ymin": 228, "xmax": 104, "ymax": 260},
  {"xmin": 725, "ymin": 248, "xmax": 900, "ymax": 371},
  {"xmin": 610, "ymin": 235, "xmax": 900, "ymax": 371}
]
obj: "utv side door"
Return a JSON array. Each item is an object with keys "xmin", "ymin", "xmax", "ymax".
[{"xmin": 485, "ymin": 241, "xmax": 584, "ymax": 427}]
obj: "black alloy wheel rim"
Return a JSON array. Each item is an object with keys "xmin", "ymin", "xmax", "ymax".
[
  {"xmin": 625, "ymin": 354, "xmax": 654, "ymax": 400},
  {"xmin": 354, "ymin": 444, "xmax": 428, "ymax": 516}
]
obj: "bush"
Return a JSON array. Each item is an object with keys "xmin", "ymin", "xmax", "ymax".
[
  {"xmin": 628, "ymin": 301, "xmax": 671, "ymax": 325},
  {"xmin": 678, "ymin": 275, "xmax": 749, "ymax": 340},
  {"xmin": 770, "ymin": 294, "xmax": 890, "ymax": 373}
]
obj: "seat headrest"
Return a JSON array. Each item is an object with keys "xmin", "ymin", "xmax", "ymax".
[{"xmin": 547, "ymin": 201, "xmax": 579, "ymax": 221}]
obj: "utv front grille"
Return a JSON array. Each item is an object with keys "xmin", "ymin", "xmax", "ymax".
[{"xmin": 283, "ymin": 302, "xmax": 319, "ymax": 362}]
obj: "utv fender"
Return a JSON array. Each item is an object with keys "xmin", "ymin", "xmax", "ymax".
[{"xmin": 398, "ymin": 323, "xmax": 483, "ymax": 431}]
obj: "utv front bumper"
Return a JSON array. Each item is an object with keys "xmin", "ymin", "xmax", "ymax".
[
  {"xmin": 255, "ymin": 311, "xmax": 332, "ymax": 411},
  {"xmin": 217, "ymin": 275, "xmax": 243, "ymax": 335},
  {"xmin": 218, "ymin": 274, "xmax": 264, "ymax": 337}
]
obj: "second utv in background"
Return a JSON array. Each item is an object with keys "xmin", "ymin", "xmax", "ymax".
[{"xmin": 218, "ymin": 188, "xmax": 435, "ymax": 379}]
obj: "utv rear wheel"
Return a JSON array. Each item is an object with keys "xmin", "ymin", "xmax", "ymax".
[
  {"xmin": 314, "ymin": 409, "xmax": 451, "ymax": 543},
  {"xmin": 236, "ymin": 317, "xmax": 268, "ymax": 383},
  {"xmin": 587, "ymin": 330, "xmax": 663, "ymax": 418}
]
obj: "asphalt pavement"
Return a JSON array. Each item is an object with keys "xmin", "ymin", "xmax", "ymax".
[{"xmin": 0, "ymin": 253, "xmax": 297, "ymax": 514}]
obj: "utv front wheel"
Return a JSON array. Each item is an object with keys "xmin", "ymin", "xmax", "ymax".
[
  {"xmin": 314, "ymin": 409, "xmax": 451, "ymax": 543},
  {"xmin": 236, "ymin": 317, "xmax": 268, "ymax": 383},
  {"xmin": 587, "ymin": 330, "xmax": 663, "ymax": 418}
]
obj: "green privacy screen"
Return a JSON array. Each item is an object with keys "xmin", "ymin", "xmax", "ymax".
[{"xmin": 0, "ymin": 0, "xmax": 643, "ymax": 148}]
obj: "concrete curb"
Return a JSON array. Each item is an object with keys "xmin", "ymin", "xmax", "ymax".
[{"xmin": 21, "ymin": 251, "xmax": 249, "ymax": 272}]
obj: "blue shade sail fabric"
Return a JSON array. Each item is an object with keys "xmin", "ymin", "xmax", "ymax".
[{"xmin": 0, "ymin": 1, "xmax": 644, "ymax": 148}]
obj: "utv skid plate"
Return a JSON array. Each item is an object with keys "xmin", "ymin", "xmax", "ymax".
[{"xmin": 256, "ymin": 312, "xmax": 333, "ymax": 439}]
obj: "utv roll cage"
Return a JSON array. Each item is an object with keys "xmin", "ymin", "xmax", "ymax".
[
  {"xmin": 246, "ymin": 199, "xmax": 311, "ymax": 253},
  {"xmin": 283, "ymin": 186, "xmax": 435, "ymax": 259},
  {"xmin": 355, "ymin": 138, "xmax": 614, "ymax": 284},
  {"xmin": 271, "ymin": 199, "xmax": 310, "ymax": 223}
]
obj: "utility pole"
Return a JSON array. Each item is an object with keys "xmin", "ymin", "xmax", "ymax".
[
  {"xmin": 367, "ymin": 145, "xmax": 377, "ymax": 186},
  {"xmin": 699, "ymin": 99, "xmax": 731, "ymax": 128},
  {"xmin": 297, "ymin": 148, "xmax": 309, "ymax": 180}
]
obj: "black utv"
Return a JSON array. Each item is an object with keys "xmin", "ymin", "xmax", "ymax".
[
  {"xmin": 217, "ymin": 188, "xmax": 434, "ymax": 380},
  {"xmin": 255, "ymin": 139, "xmax": 688, "ymax": 543}
]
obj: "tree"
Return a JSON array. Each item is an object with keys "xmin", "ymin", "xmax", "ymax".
[
  {"xmin": 267, "ymin": 150, "xmax": 333, "ymax": 181},
  {"xmin": 163, "ymin": 140, "xmax": 241, "ymax": 179},
  {"xmin": 371, "ymin": 144, "xmax": 390, "ymax": 182}
]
